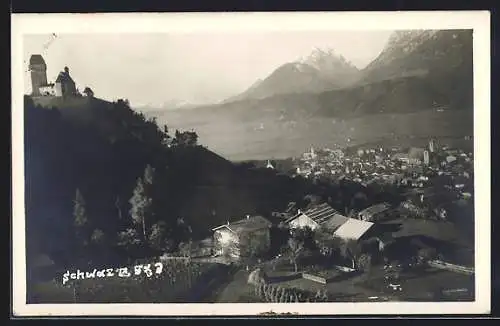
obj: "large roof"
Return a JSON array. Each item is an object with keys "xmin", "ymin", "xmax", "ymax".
[
  {"xmin": 212, "ymin": 215, "xmax": 272, "ymax": 234},
  {"xmin": 409, "ymin": 147, "xmax": 426, "ymax": 158},
  {"xmin": 55, "ymin": 71, "xmax": 74, "ymax": 83},
  {"xmin": 285, "ymin": 202, "xmax": 348, "ymax": 231},
  {"xmin": 333, "ymin": 218, "xmax": 374, "ymax": 241},
  {"xmin": 29, "ymin": 54, "xmax": 46, "ymax": 65},
  {"xmin": 320, "ymin": 213, "xmax": 350, "ymax": 231},
  {"xmin": 358, "ymin": 203, "xmax": 390, "ymax": 217},
  {"xmin": 302, "ymin": 202, "xmax": 340, "ymax": 225}
]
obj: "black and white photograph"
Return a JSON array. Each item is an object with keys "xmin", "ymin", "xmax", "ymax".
[{"xmin": 11, "ymin": 12, "xmax": 490, "ymax": 316}]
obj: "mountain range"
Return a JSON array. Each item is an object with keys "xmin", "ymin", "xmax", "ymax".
[
  {"xmin": 176, "ymin": 29, "xmax": 472, "ymax": 119},
  {"xmin": 224, "ymin": 47, "xmax": 361, "ymax": 103}
]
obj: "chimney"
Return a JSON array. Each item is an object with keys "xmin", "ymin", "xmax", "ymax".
[
  {"xmin": 64, "ymin": 66, "xmax": 69, "ymax": 74},
  {"xmin": 298, "ymin": 209, "xmax": 301, "ymax": 214},
  {"xmin": 227, "ymin": 220, "xmax": 229, "ymax": 226}
]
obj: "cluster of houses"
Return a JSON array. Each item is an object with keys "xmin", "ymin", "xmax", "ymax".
[
  {"xmin": 210, "ymin": 140, "xmax": 474, "ymax": 263},
  {"xmin": 210, "ymin": 201, "xmax": 395, "ymax": 261},
  {"xmin": 295, "ymin": 139, "xmax": 473, "ymax": 205}
]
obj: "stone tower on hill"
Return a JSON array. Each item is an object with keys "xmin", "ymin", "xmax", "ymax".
[{"xmin": 29, "ymin": 54, "xmax": 48, "ymax": 96}]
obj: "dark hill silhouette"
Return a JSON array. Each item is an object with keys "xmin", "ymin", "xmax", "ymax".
[{"xmin": 24, "ymin": 95, "xmax": 330, "ymax": 274}]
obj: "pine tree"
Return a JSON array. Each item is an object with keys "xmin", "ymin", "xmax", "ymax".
[
  {"xmin": 115, "ymin": 196, "xmax": 122, "ymax": 220},
  {"xmin": 258, "ymin": 283, "xmax": 265, "ymax": 299},
  {"xmin": 272, "ymin": 287, "xmax": 279, "ymax": 302},
  {"xmin": 148, "ymin": 221, "xmax": 168, "ymax": 251},
  {"xmin": 129, "ymin": 176, "xmax": 152, "ymax": 242},
  {"xmin": 265, "ymin": 285, "xmax": 273, "ymax": 302},
  {"xmin": 73, "ymin": 188, "xmax": 88, "ymax": 245},
  {"xmin": 279, "ymin": 287, "xmax": 287, "ymax": 303},
  {"xmin": 143, "ymin": 164, "xmax": 155, "ymax": 186},
  {"xmin": 73, "ymin": 189, "xmax": 88, "ymax": 228}
]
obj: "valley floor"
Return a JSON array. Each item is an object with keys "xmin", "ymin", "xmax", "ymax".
[{"xmin": 157, "ymin": 109, "xmax": 473, "ymax": 161}]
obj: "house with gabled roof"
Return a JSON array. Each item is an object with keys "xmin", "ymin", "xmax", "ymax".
[
  {"xmin": 357, "ymin": 202, "xmax": 392, "ymax": 222},
  {"xmin": 285, "ymin": 202, "xmax": 348, "ymax": 232},
  {"xmin": 333, "ymin": 218, "xmax": 375, "ymax": 242},
  {"xmin": 211, "ymin": 215, "xmax": 272, "ymax": 259}
]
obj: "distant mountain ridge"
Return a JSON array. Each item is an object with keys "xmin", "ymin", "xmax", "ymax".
[
  {"xmin": 361, "ymin": 29, "xmax": 472, "ymax": 84},
  {"xmin": 224, "ymin": 47, "xmax": 361, "ymax": 103},
  {"xmin": 191, "ymin": 29, "xmax": 472, "ymax": 120}
]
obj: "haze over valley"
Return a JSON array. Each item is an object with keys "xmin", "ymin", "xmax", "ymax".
[{"xmin": 147, "ymin": 29, "xmax": 473, "ymax": 161}]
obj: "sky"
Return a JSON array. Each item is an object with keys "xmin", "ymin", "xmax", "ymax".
[{"xmin": 23, "ymin": 31, "xmax": 393, "ymax": 108}]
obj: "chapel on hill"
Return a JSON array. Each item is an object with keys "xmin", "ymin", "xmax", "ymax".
[{"xmin": 29, "ymin": 54, "xmax": 86, "ymax": 98}]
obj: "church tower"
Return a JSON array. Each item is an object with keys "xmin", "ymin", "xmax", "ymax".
[
  {"xmin": 428, "ymin": 139, "xmax": 436, "ymax": 153},
  {"xmin": 29, "ymin": 54, "xmax": 48, "ymax": 96}
]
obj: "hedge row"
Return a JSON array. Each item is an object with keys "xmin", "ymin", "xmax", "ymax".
[{"xmin": 253, "ymin": 282, "xmax": 329, "ymax": 303}]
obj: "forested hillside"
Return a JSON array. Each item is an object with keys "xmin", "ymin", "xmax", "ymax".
[{"xmin": 24, "ymin": 96, "xmax": 336, "ymax": 272}]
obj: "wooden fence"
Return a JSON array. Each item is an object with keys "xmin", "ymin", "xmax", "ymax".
[
  {"xmin": 302, "ymin": 273, "xmax": 329, "ymax": 284},
  {"xmin": 428, "ymin": 260, "xmax": 474, "ymax": 275}
]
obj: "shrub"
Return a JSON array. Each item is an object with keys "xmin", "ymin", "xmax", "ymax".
[{"xmin": 252, "ymin": 283, "xmax": 330, "ymax": 303}]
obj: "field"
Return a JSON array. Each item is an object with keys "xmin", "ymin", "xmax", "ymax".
[
  {"xmin": 380, "ymin": 217, "xmax": 475, "ymax": 266},
  {"xmin": 28, "ymin": 260, "xmax": 229, "ymax": 303},
  {"xmin": 213, "ymin": 263, "xmax": 474, "ymax": 303},
  {"xmin": 212, "ymin": 216, "xmax": 475, "ymax": 303},
  {"xmin": 152, "ymin": 108, "xmax": 473, "ymax": 161}
]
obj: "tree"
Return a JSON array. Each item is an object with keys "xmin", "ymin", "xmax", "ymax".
[
  {"xmin": 340, "ymin": 239, "xmax": 362, "ymax": 269},
  {"xmin": 83, "ymin": 87, "xmax": 94, "ymax": 98},
  {"xmin": 129, "ymin": 164, "xmax": 155, "ymax": 242},
  {"xmin": 314, "ymin": 231, "xmax": 342, "ymax": 258},
  {"xmin": 129, "ymin": 177, "xmax": 151, "ymax": 241},
  {"xmin": 350, "ymin": 192, "xmax": 368, "ymax": 212},
  {"xmin": 270, "ymin": 286, "xmax": 279, "ymax": 302},
  {"xmin": 417, "ymin": 247, "xmax": 437, "ymax": 263},
  {"xmin": 279, "ymin": 287, "xmax": 287, "ymax": 303},
  {"xmin": 178, "ymin": 240, "xmax": 193, "ymax": 258},
  {"xmin": 287, "ymin": 238, "xmax": 304, "ymax": 273},
  {"xmin": 173, "ymin": 130, "xmax": 198, "ymax": 147},
  {"xmin": 117, "ymin": 228, "xmax": 141, "ymax": 250},
  {"xmin": 115, "ymin": 196, "xmax": 123, "ymax": 220},
  {"xmin": 148, "ymin": 221, "xmax": 169, "ymax": 251},
  {"xmin": 73, "ymin": 189, "xmax": 89, "ymax": 246},
  {"xmin": 73, "ymin": 189, "xmax": 87, "ymax": 228},
  {"xmin": 143, "ymin": 164, "xmax": 155, "ymax": 186},
  {"xmin": 357, "ymin": 253, "xmax": 373, "ymax": 273},
  {"xmin": 90, "ymin": 229, "xmax": 105, "ymax": 245}
]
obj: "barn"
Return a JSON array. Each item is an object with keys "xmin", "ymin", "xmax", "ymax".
[
  {"xmin": 333, "ymin": 218, "xmax": 375, "ymax": 242},
  {"xmin": 357, "ymin": 202, "xmax": 392, "ymax": 222},
  {"xmin": 212, "ymin": 215, "xmax": 272, "ymax": 259},
  {"xmin": 285, "ymin": 202, "xmax": 347, "ymax": 232}
]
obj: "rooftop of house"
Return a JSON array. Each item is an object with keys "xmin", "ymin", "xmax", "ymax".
[
  {"xmin": 409, "ymin": 147, "xmax": 426, "ymax": 158},
  {"xmin": 286, "ymin": 202, "xmax": 338, "ymax": 223},
  {"xmin": 392, "ymin": 153, "xmax": 410, "ymax": 160},
  {"xmin": 285, "ymin": 202, "xmax": 350, "ymax": 231},
  {"xmin": 212, "ymin": 215, "xmax": 272, "ymax": 234},
  {"xmin": 358, "ymin": 202, "xmax": 391, "ymax": 217},
  {"xmin": 55, "ymin": 70, "xmax": 75, "ymax": 83},
  {"xmin": 333, "ymin": 218, "xmax": 374, "ymax": 241}
]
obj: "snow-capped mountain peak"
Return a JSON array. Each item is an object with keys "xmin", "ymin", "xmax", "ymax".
[{"xmin": 296, "ymin": 47, "xmax": 356, "ymax": 71}]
